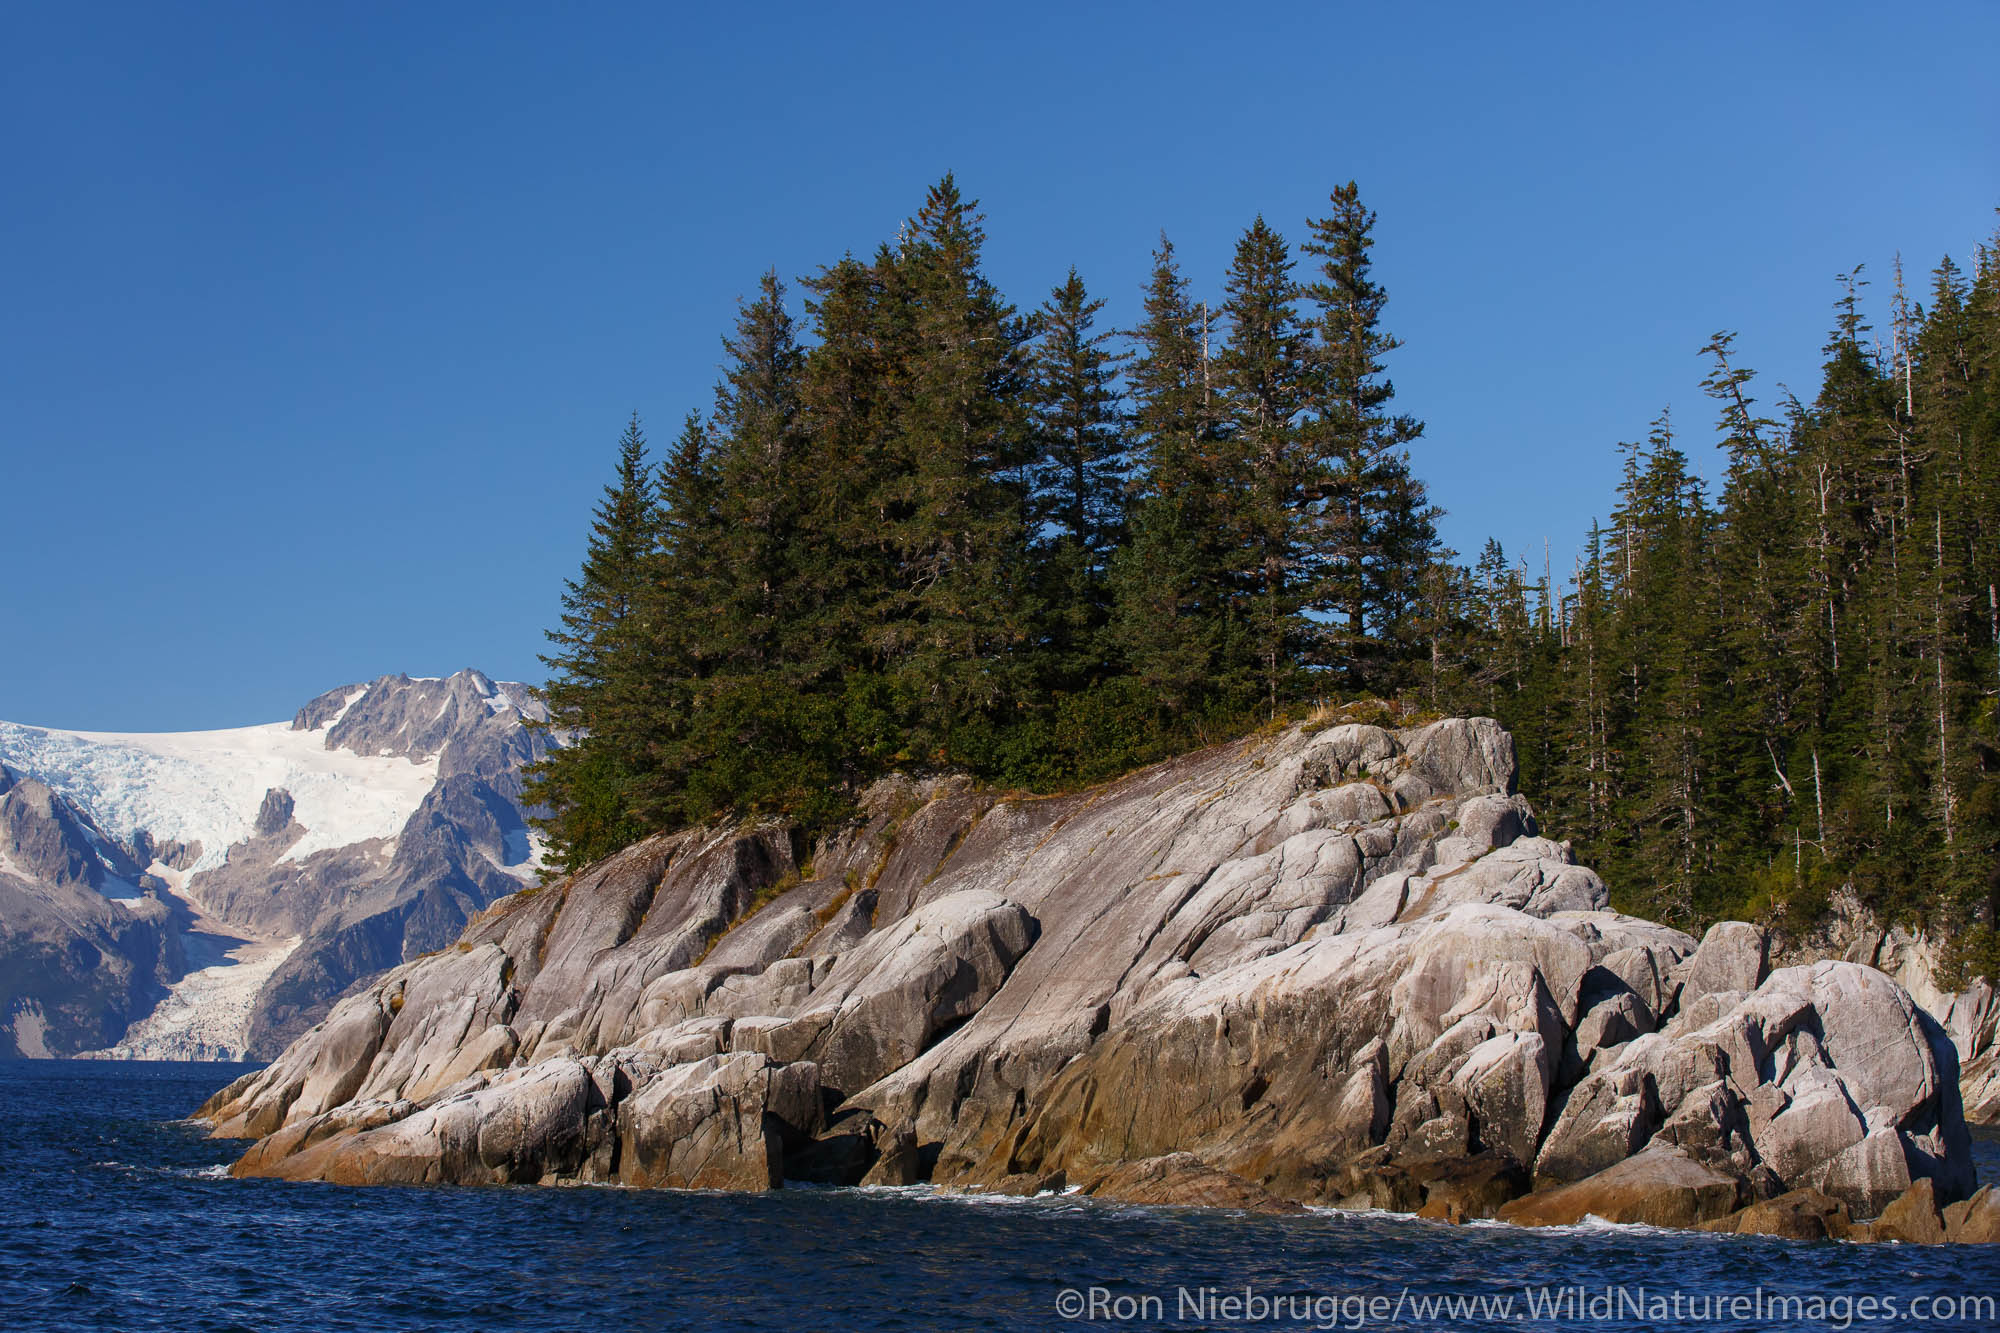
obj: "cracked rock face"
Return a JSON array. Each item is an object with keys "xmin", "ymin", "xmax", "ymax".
[
  {"xmin": 195, "ymin": 716, "xmax": 1982, "ymax": 1230},
  {"xmin": 1537, "ymin": 956, "xmax": 1971, "ymax": 1217}
]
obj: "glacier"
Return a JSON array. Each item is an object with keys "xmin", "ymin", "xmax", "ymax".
[{"xmin": 0, "ymin": 670, "xmax": 560, "ymax": 1060}]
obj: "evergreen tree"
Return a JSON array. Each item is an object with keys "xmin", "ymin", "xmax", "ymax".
[
  {"xmin": 1606, "ymin": 411, "xmax": 1714, "ymax": 921},
  {"xmin": 1028, "ymin": 270, "xmax": 1130, "ymax": 558},
  {"xmin": 520, "ymin": 180, "xmax": 1471, "ymax": 895},
  {"xmin": 1697, "ymin": 332, "xmax": 1804, "ymax": 913},
  {"xmin": 684, "ymin": 272, "xmax": 830, "ymax": 817},
  {"xmin": 868, "ymin": 176, "xmax": 1034, "ymax": 767},
  {"xmin": 1448, "ymin": 225, "xmax": 2000, "ymax": 969},
  {"xmin": 522, "ymin": 183, "xmax": 2000, "ymax": 997},
  {"xmin": 1111, "ymin": 235, "xmax": 1234, "ymax": 717},
  {"xmin": 797, "ymin": 250, "xmax": 904, "ymax": 774},
  {"xmin": 629, "ymin": 412, "xmax": 722, "ymax": 826},
  {"xmin": 712, "ymin": 270, "xmax": 809, "ymax": 674},
  {"xmin": 1215, "ymin": 216, "xmax": 1309, "ymax": 712},
  {"xmin": 1026, "ymin": 268, "xmax": 1130, "ymax": 688},
  {"xmin": 1298, "ymin": 183, "xmax": 1436, "ymax": 691},
  {"xmin": 526, "ymin": 413, "xmax": 661, "ymax": 870}
]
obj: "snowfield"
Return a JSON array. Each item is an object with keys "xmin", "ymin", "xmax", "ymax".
[
  {"xmin": 0, "ymin": 717, "xmax": 440, "ymax": 870},
  {"xmin": 1, "ymin": 670, "xmax": 554, "ymax": 1059}
]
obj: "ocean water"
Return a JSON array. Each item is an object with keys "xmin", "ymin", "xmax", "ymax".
[{"xmin": 3, "ymin": 1061, "xmax": 1999, "ymax": 1332}]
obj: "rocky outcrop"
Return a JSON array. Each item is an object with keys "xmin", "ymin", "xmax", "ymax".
[
  {"xmin": 1776, "ymin": 900, "xmax": 2000, "ymax": 1127},
  {"xmin": 1068, "ymin": 1153, "xmax": 1305, "ymax": 1214},
  {"xmin": 1497, "ymin": 1146, "xmax": 1744, "ymax": 1229},
  {"xmin": 1948, "ymin": 1186, "xmax": 2000, "ymax": 1242},
  {"xmin": 1699, "ymin": 1187, "xmax": 1857, "ymax": 1240},
  {"xmin": 194, "ymin": 715, "xmax": 1987, "ymax": 1239},
  {"xmin": 1534, "ymin": 952, "xmax": 1971, "ymax": 1216}
]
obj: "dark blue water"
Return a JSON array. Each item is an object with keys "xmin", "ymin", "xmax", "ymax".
[{"xmin": 3, "ymin": 1061, "xmax": 1999, "ymax": 1332}]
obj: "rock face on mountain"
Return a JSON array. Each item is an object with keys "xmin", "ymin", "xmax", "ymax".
[
  {"xmin": 196, "ymin": 716, "xmax": 1982, "ymax": 1236},
  {"xmin": 241, "ymin": 673, "xmax": 558, "ymax": 1054},
  {"xmin": 0, "ymin": 670, "xmax": 560, "ymax": 1059},
  {"xmin": 0, "ymin": 765, "xmax": 187, "ymax": 1055}
]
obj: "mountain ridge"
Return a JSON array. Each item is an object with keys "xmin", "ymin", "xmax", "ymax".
[{"xmin": 0, "ymin": 669, "xmax": 562, "ymax": 1059}]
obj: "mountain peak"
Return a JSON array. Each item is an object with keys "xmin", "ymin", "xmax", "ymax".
[{"xmin": 291, "ymin": 670, "xmax": 542, "ymax": 740}]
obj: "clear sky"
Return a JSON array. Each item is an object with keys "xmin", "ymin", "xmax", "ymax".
[{"xmin": 3, "ymin": 2, "xmax": 1995, "ymax": 731}]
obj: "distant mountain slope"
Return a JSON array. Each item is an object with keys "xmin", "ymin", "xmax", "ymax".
[
  {"xmin": 0, "ymin": 764, "xmax": 187, "ymax": 1054},
  {"xmin": 0, "ymin": 670, "xmax": 561, "ymax": 1059}
]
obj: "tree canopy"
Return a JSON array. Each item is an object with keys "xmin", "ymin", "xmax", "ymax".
[
  {"xmin": 529, "ymin": 178, "xmax": 1434, "ymax": 869},
  {"xmin": 529, "ymin": 182, "xmax": 2000, "ymax": 986}
]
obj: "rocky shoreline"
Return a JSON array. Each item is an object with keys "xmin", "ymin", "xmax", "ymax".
[{"xmin": 194, "ymin": 717, "xmax": 2000, "ymax": 1243}]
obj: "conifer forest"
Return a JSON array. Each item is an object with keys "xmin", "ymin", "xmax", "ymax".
[{"xmin": 529, "ymin": 178, "xmax": 2000, "ymax": 979}]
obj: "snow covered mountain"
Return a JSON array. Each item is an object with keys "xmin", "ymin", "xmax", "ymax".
[{"xmin": 0, "ymin": 670, "xmax": 562, "ymax": 1060}]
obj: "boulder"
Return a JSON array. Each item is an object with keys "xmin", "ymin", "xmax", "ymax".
[
  {"xmin": 1571, "ymin": 990, "xmax": 1648, "ymax": 1067},
  {"xmin": 618, "ymin": 1053, "xmax": 822, "ymax": 1191},
  {"xmin": 1536, "ymin": 961, "xmax": 1971, "ymax": 1214},
  {"xmin": 1675, "ymin": 921, "xmax": 1767, "ymax": 1015},
  {"xmin": 1401, "ymin": 718, "xmax": 1515, "ymax": 797},
  {"xmin": 1079, "ymin": 1154, "xmax": 1304, "ymax": 1215},
  {"xmin": 785, "ymin": 1117, "xmax": 882, "ymax": 1186},
  {"xmin": 1498, "ymin": 1146, "xmax": 1744, "ymax": 1229},
  {"xmin": 1961, "ymin": 1048, "xmax": 2000, "ymax": 1123},
  {"xmin": 1299, "ymin": 724, "xmax": 1397, "ymax": 781},
  {"xmin": 860, "ymin": 1124, "xmax": 924, "ymax": 1187},
  {"xmin": 355, "ymin": 945, "xmax": 519, "ymax": 1104},
  {"xmin": 1811, "ymin": 1128, "xmax": 1914, "ymax": 1220},
  {"xmin": 1945, "ymin": 1186, "xmax": 2000, "ymax": 1243},
  {"xmin": 233, "ymin": 1057, "xmax": 603, "ymax": 1186},
  {"xmin": 1700, "ymin": 1188, "xmax": 1853, "ymax": 1241},
  {"xmin": 1430, "ymin": 794, "xmax": 1535, "ymax": 865},
  {"xmin": 1449, "ymin": 1030, "xmax": 1550, "ymax": 1166},
  {"xmin": 472, "ymin": 1059, "xmax": 597, "ymax": 1181},
  {"xmin": 1594, "ymin": 945, "xmax": 1681, "ymax": 1020},
  {"xmin": 1343, "ymin": 847, "xmax": 1610, "ymax": 933},
  {"xmin": 953, "ymin": 904, "xmax": 1588, "ymax": 1203},
  {"xmin": 1534, "ymin": 1059, "xmax": 1661, "ymax": 1186},
  {"xmin": 200, "ymin": 987, "xmax": 395, "ymax": 1138},
  {"xmin": 746, "ymin": 890, "xmax": 1038, "ymax": 1096},
  {"xmin": 1751, "ymin": 1068, "xmax": 1865, "ymax": 1184},
  {"xmin": 1871, "ymin": 1178, "xmax": 1946, "ymax": 1244},
  {"xmin": 1407, "ymin": 1151, "xmax": 1529, "ymax": 1222}
]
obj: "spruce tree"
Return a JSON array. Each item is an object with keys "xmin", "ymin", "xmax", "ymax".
[
  {"xmin": 1026, "ymin": 268, "xmax": 1130, "ymax": 688},
  {"xmin": 797, "ymin": 250, "xmax": 903, "ymax": 772},
  {"xmin": 877, "ymin": 176, "xmax": 1033, "ymax": 766},
  {"xmin": 1298, "ymin": 183, "xmax": 1436, "ymax": 692},
  {"xmin": 1111, "ymin": 235, "xmax": 1234, "ymax": 718},
  {"xmin": 632, "ymin": 412, "xmax": 722, "ymax": 827},
  {"xmin": 520, "ymin": 178, "xmax": 1478, "ymax": 885},
  {"xmin": 1697, "ymin": 332, "xmax": 1803, "ymax": 910},
  {"xmin": 690, "ymin": 272, "xmax": 826, "ymax": 816},
  {"xmin": 1216, "ymin": 216, "xmax": 1308, "ymax": 712},
  {"xmin": 1609, "ymin": 412, "xmax": 1714, "ymax": 922},
  {"xmin": 526, "ymin": 413, "xmax": 661, "ymax": 870},
  {"xmin": 712, "ymin": 270, "xmax": 809, "ymax": 673}
]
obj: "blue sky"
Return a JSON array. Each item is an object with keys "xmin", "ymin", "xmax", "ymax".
[{"xmin": 3, "ymin": 2, "xmax": 1995, "ymax": 730}]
